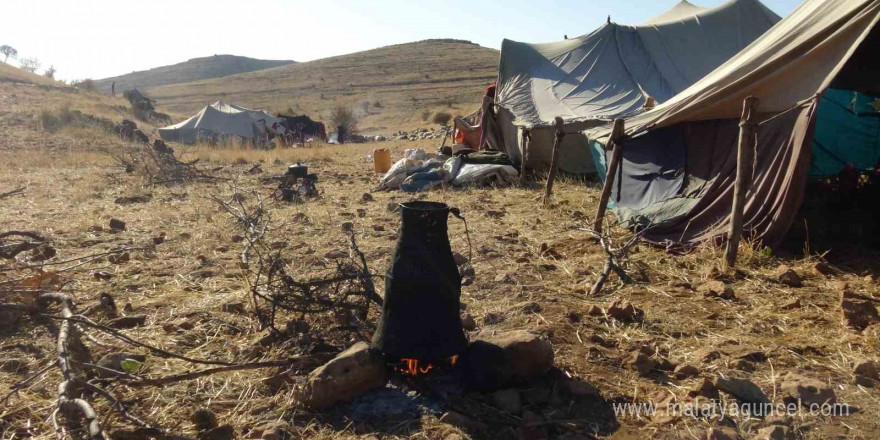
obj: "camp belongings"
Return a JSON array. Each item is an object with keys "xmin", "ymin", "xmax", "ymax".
[
  {"xmin": 158, "ymin": 101, "xmax": 286, "ymax": 145},
  {"xmin": 583, "ymin": 0, "xmax": 880, "ymax": 249},
  {"xmin": 492, "ymin": 0, "xmax": 781, "ymax": 174},
  {"xmin": 376, "ymin": 149, "xmax": 518, "ymax": 192}
]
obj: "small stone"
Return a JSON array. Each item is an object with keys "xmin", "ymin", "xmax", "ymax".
[
  {"xmin": 341, "ymin": 222, "xmax": 354, "ymax": 232},
  {"xmin": 191, "ymin": 408, "xmax": 218, "ymax": 431},
  {"xmin": 781, "ymin": 298, "xmax": 802, "ymax": 310},
  {"xmin": 108, "ymin": 252, "xmax": 130, "ymax": 264},
  {"xmin": 0, "ymin": 359, "xmax": 28, "ymax": 373},
  {"xmin": 675, "ymin": 364, "xmax": 700, "ymax": 379},
  {"xmin": 452, "ymin": 252, "xmax": 468, "ymax": 265},
  {"xmin": 461, "ymin": 313, "xmax": 476, "ymax": 331},
  {"xmin": 108, "ymin": 315, "xmax": 147, "ymax": 329},
  {"xmin": 109, "ymin": 219, "xmax": 126, "ymax": 231},
  {"xmin": 199, "ymin": 425, "xmax": 234, "ymax": 440},
  {"xmin": 565, "ymin": 311, "xmax": 581, "ymax": 323},
  {"xmin": 361, "ymin": 193, "xmax": 374, "ymax": 202},
  {"xmin": 774, "ymin": 265, "xmax": 803, "ymax": 287},
  {"xmin": 606, "ymin": 300, "xmax": 644, "ymax": 322},
  {"xmin": 688, "ymin": 377, "xmax": 720, "ymax": 400},
  {"xmin": 780, "ymin": 372, "xmax": 836, "ymax": 407},
  {"xmin": 492, "ymin": 388, "xmax": 522, "ymax": 414},
  {"xmin": 756, "ymin": 425, "xmax": 795, "ymax": 440},
  {"xmin": 697, "ymin": 281, "xmax": 735, "ymax": 299},
  {"xmin": 812, "ymin": 261, "xmax": 833, "ymax": 277},
  {"xmin": 440, "ymin": 411, "xmax": 487, "ymax": 432},
  {"xmin": 853, "ymin": 374, "xmax": 877, "ymax": 387},
  {"xmin": 222, "ymin": 301, "xmax": 246, "ymax": 314},
  {"xmin": 251, "ymin": 421, "xmax": 291, "ymax": 440},
  {"xmin": 853, "ymin": 360, "xmax": 880, "ymax": 380},
  {"xmin": 701, "ymin": 427, "xmax": 737, "ymax": 440},
  {"xmin": 714, "ymin": 377, "xmax": 770, "ymax": 406},
  {"xmin": 586, "ymin": 305, "xmax": 603, "ymax": 316},
  {"xmin": 93, "ymin": 271, "xmax": 113, "ymax": 281},
  {"xmin": 841, "ymin": 296, "xmax": 880, "ymax": 330},
  {"xmin": 627, "ymin": 351, "xmax": 655, "ymax": 377}
]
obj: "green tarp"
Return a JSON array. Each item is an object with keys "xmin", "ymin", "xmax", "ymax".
[{"xmin": 811, "ymin": 88, "xmax": 880, "ymax": 177}]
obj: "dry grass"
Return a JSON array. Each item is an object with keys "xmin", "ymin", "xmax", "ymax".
[{"xmin": 2, "ymin": 86, "xmax": 880, "ymax": 440}]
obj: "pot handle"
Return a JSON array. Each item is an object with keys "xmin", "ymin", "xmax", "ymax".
[{"xmin": 449, "ymin": 207, "xmax": 473, "ymax": 268}]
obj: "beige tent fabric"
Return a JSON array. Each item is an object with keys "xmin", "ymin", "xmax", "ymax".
[
  {"xmin": 159, "ymin": 101, "xmax": 284, "ymax": 144},
  {"xmin": 643, "ymin": 1, "xmax": 708, "ymax": 25},
  {"xmin": 587, "ymin": 0, "xmax": 880, "ymax": 143}
]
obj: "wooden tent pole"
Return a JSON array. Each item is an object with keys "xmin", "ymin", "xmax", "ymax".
[
  {"xmin": 520, "ymin": 128, "xmax": 531, "ymax": 185},
  {"xmin": 724, "ymin": 96, "xmax": 760, "ymax": 268},
  {"xmin": 592, "ymin": 119, "xmax": 625, "ymax": 234},
  {"xmin": 543, "ymin": 117, "xmax": 566, "ymax": 205}
]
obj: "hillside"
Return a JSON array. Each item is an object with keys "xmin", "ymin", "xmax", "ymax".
[
  {"xmin": 95, "ymin": 55, "xmax": 295, "ymax": 94},
  {"xmin": 147, "ymin": 40, "xmax": 499, "ymax": 133}
]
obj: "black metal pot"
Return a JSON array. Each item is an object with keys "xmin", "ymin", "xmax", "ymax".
[{"xmin": 371, "ymin": 201, "xmax": 468, "ymax": 361}]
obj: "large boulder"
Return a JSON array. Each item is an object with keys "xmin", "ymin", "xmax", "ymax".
[
  {"xmin": 780, "ymin": 373, "xmax": 836, "ymax": 407},
  {"xmin": 296, "ymin": 342, "xmax": 387, "ymax": 409},
  {"xmin": 464, "ymin": 330, "xmax": 553, "ymax": 390}
]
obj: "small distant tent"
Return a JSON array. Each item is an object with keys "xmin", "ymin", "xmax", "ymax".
[
  {"xmin": 584, "ymin": 0, "xmax": 880, "ymax": 249},
  {"xmin": 159, "ymin": 101, "xmax": 284, "ymax": 144},
  {"xmin": 493, "ymin": 0, "xmax": 781, "ymax": 174}
]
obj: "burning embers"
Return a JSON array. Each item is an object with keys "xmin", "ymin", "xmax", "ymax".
[{"xmin": 392, "ymin": 355, "xmax": 459, "ymax": 377}]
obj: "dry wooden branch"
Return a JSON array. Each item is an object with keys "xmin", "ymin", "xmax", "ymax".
[
  {"xmin": 129, "ymin": 359, "xmax": 305, "ymax": 387},
  {"xmin": 0, "ymin": 185, "xmax": 25, "ymax": 199},
  {"xmin": 580, "ymin": 226, "xmax": 647, "ymax": 296}
]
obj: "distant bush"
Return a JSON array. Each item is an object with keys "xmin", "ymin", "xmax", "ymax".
[
  {"xmin": 329, "ymin": 106, "xmax": 358, "ymax": 134},
  {"xmin": 372, "ymin": 100, "xmax": 382, "ymax": 108},
  {"xmin": 432, "ymin": 112, "xmax": 452, "ymax": 127},
  {"xmin": 421, "ymin": 109, "xmax": 431, "ymax": 121},
  {"xmin": 71, "ymin": 78, "xmax": 96, "ymax": 91},
  {"xmin": 19, "ymin": 57, "xmax": 40, "ymax": 73},
  {"xmin": 39, "ymin": 103, "xmax": 76, "ymax": 131}
]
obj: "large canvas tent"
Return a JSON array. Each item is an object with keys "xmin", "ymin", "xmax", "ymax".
[
  {"xmin": 159, "ymin": 101, "xmax": 284, "ymax": 144},
  {"xmin": 585, "ymin": 0, "xmax": 880, "ymax": 249},
  {"xmin": 494, "ymin": 0, "xmax": 780, "ymax": 174}
]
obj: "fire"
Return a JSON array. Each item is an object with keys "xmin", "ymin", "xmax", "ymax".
[{"xmin": 394, "ymin": 355, "xmax": 459, "ymax": 376}]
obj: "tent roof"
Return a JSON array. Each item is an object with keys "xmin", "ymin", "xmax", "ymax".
[
  {"xmin": 586, "ymin": 0, "xmax": 880, "ymax": 142},
  {"xmin": 643, "ymin": 1, "xmax": 708, "ymax": 25},
  {"xmin": 496, "ymin": 0, "xmax": 780, "ymax": 127}
]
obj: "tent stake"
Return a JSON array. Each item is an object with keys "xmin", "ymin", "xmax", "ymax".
[
  {"xmin": 543, "ymin": 117, "xmax": 565, "ymax": 205},
  {"xmin": 520, "ymin": 128, "xmax": 531, "ymax": 185},
  {"xmin": 592, "ymin": 119, "xmax": 625, "ymax": 234},
  {"xmin": 725, "ymin": 96, "xmax": 759, "ymax": 268}
]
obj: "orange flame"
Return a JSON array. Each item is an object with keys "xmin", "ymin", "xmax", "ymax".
[{"xmin": 394, "ymin": 356, "xmax": 458, "ymax": 376}]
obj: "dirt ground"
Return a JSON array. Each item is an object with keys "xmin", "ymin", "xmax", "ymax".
[{"xmin": 2, "ymin": 78, "xmax": 880, "ymax": 440}]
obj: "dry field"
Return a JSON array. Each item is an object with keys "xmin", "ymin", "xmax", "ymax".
[
  {"xmin": 3, "ymin": 65, "xmax": 880, "ymax": 440},
  {"xmin": 146, "ymin": 40, "xmax": 499, "ymax": 134}
]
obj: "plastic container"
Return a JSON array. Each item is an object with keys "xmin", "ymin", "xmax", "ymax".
[{"xmin": 373, "ymin": 148, "xmax": 392, "ymax": 173}]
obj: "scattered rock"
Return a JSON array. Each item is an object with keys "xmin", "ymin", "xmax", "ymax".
[
  {"xmin": 586, "ymin": 305, "xmax": 603, "ymax": 316},
  {"xmin": 756, "ymin": 425, "xmax": 795, "ymax": 440},
  {"xmin": 780, "ymin": 373, "xmax": 836, "ymax": 407},
  {"xmin": 199, "ymin": 425, "xmax": 234, "ymax": 440},
  {"xmin": 361, "ymin": 193, "xmax": 374, "ymax": 202},
  {"xmin": 464, "ymin": 330, "xmax": 554, "ymax": 390},
  {"xmin": 812, "ymin": 262, "xmax": 833, "ymax": 277},
  {"xmin": 492, "ymin": 388, "xmax": 522, "ymax": 414},
  {"xmin": 626, "ymin": 351, "xmax": 655, "ymax": 377},
  {"xmin": 853, "ymin": 360, "xmax": 880, "ymax": 380},
  {"xmin": 853, "ymin": 374, "xmax": 878, "ymax": 387},
  {"xmin": 109, "ymin": 219, "xmax": 126, "ymax": 231},
  {"xmin": 774, "ymin": 265, "xmax": 802, "ymax": 287},
  {"xmin": 841, "ymin": 291, "xmax": 880, "ymax": 330},
  {"xmin": 697, "ymin": 281, "xmax": 735, "ymax": 300},
  {"xmin": 714, "ymin": 377, "xmax": 769, "ymax": 405},
  {"xmin": 461, "ymin": 313, "xmax": 476, "ymax": 331},
  {"xmin": 108, "ymin": 315, "xmax": 147, "ymax": 329},
  {"xmin": 222, "ymin": 301, "xmax": 246, "ymax": 314},
  {"xmin": 191, "ymin": 408, "xmax": 218, "ymax": 431},
  {"xmin": 296, "ymin": 342, "xmax": 387, "ymax": 409},
  {"xmin": 606, "ymin": 300, "xmax": 644, "ymax": 322},
  {"xmin": 250, "ymin": 421, "xmax": 291, "ymax": 440},
  {"xmin": 108, "ymin": 252, "xmax": 130, "ymax": 264},
  {"xmin": 439, "ymin": 411, "xmax": 487, "ymax": 433},
  {"xmin": 565, "ymin": 311, "xmax": 581, "ymax": 323},
  {"xmin": 674, "ymin": 364, "xmax": 700, "ymax": 379},
  {"xmin": 781, "ymin": 298, "xmax": 802, "ymax": 310},
  {"xmin": 483, "ymin": 312, "xmax": 504, "ymax": 325},
  {"xmin": 688, "ymin": 377, "xmax": 720, "ymax": 400},
  {"xmin": 700, "ymin": 427, "xmax": 737, "ymax": 440},
  {"xmin": 93, "ymin": 271, "xmax": 113, "ymax": 281},
  {"xmin": 0, "ymin": 359, "xmax": 28, "ymax": 373}
]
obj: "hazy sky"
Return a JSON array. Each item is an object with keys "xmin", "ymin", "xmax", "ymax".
[{"xmin": 2, "ymin": 0, "xmax": 803, "ymax": 81}]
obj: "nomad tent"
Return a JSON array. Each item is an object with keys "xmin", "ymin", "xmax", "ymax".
[
  {"xmin": 494, "ymin": 0, "xmax": 780, "ymax": 174},
  {"xmin": 159, "ymin": 101, "xmax": 284, "ymax": 144},
  {"xmin": 585, "ymin": 0, "xmax": 880, "ymax": 249}
]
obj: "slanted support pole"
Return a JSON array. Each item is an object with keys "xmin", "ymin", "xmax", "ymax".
[
  {"xmin": 520, "ymin": 128, "xmax": 531, "ymax": 185},
  {"xmin": 592, "ymin": 119, "xmax": 626, "ymax": 235},
  {"xmin": 543, "ymin": 117, "xmax": 565, "ymax": 205},
  {"xmin": 725, "ymin": 96, "xmax": 759, "ymax": 268}
]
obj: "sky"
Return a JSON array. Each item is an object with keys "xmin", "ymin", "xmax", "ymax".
[{"xmin": 2, "ymin": 0, "xmax": 803, "ymax": 82}]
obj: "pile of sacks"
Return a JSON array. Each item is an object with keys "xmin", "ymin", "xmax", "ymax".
[{"xmin": 375, "ymin": 148, "xmax": 518, "ymax": 192}]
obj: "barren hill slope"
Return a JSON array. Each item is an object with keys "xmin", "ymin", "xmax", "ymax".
[
  {"xmin": 147, "ymin": 40, "xmax": 499, "ymax": 133},
  {"xmin": 95, "ymin": 55, "xmax": 294, "ymax": 94}
]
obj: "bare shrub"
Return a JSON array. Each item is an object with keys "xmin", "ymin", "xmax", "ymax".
[
  {"xmin": 71, "ymin": 79, "xmax": 96, "ymax": 91},
  {"xmin": 19, "ymin": 57, "xmax": 40, "ymax": 73},
  {"xmin": 432, "ymin": 111, "xmax": 452, "ymax": 127},
  {"xmin": 329, "ymin": 106, "xmax": 358, "ymax": 134},
  {"xmin": 421, "ymin": 109, "xmax": 431, "ymax": 121}
]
